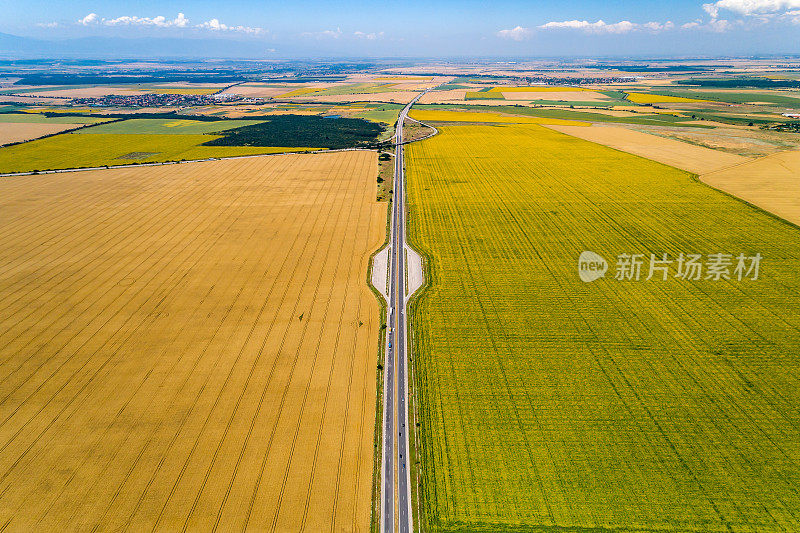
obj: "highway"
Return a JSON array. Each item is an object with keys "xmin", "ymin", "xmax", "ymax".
[{"xmin": 382, "ymin": 90, "xmax": 429, "ymax": 533}]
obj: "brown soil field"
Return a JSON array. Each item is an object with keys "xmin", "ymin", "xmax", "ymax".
[
  {"xmin": 253, "ymin": 109, "xmax": 325, "ymax": 116},
  {"xmin": 570, "ymin": 108, "xmax": 656, "ymax": 117},
  {"xmin": 701, "ymin": 150, "xmax": 800, "ymax": 226},
  {"xmin": 546, "ymin": 124, "xmax": 747, "ymax": 174},
  {"xmin": 388, "ymin": 82, "xmax": 434, "ymax": 91},
  {"xmin": 302, "ymin": 92, "xmax": 417, "ymax": 104},
  {"xmin": 0, "ymin": 96, "xmax": 65, "ymax": 105},
  {"xmin": 152, "ymin": 82, "xmax": 231, "ymax": 89},
  {"xmin": 418, "ymin": 90, "xmax": 468, "ymax": 104},
  {"xmin": 352, "ymin": 74, "xmax": 451, "ymax": 86},
  {"xmin": 220, "ymin": 85, "xmax": 290, "ymax": 98},
  {"xmin": 0, "ymin": 151, "xmax": 384, "ymax": 531},
  {"xmin": 0, "ymin": 123, "xmax": 83, "ymax": 145},
  {"xmin": 501, "ymin": 91, "xmax": 612, "ymax": 102},
  {"xmin": 24, "ymin": 87, "xmax": 149, "ymax": 98},
  {"xmin": 611, "ymin": 105, "xmax": 689, "ymax": 115}
]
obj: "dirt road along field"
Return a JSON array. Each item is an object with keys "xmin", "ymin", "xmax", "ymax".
[{"xmin": 0, "ymin": 151, "xmax": 384, "ymax": 531}]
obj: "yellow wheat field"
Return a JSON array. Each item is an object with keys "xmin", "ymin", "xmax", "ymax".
[
  {"xmin": 409, "ymin": 109, "xmax": 588, "ymax": 126},
  {"xmin": 501, "ymin": 91, "xmax": 611, "ymax": 101},
  {"xmin": 417, "ymin": 90, "xmax": 468, "ymax": 104},
  {"xmin": 0, "ymin": 122, "xmax": 84, "ymax": 145},
  {"xmin": 546, "ymin": 124, "xmax": 746, "ymax": 174},
  {"xmin": 146, "ymin": 88, "xmax": 219, "ymax": 95},
  {"xmin": 625, "ymin": 92, "xmax": 709, "ymax": 103},
  {"xmin": 374, "ymin": 76, "xmax": 433, "ymax": 81},
  {"xmin": 702, "ymin": 149, "xmax": 800, "ymax": 226},
  {"xmin": 276, "ymin": 87, "xmax": 325, "ymax": 98},
  {"xmin": 488, "ymin": 86, "xmax": 591, "ymax": 92},
  {"xmin": 221, "ymin": 85, "xmax": 295, "ymax": 98},
  {"xmin": 0, "ymin": 151, "xmax": 384, "ymax": 531}
]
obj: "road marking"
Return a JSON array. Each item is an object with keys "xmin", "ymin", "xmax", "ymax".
[{"xmin": 381, "ymin": 88, "xmax": 432, "ymax": 533}]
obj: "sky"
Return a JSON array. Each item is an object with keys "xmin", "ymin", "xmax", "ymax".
[{"xmin": 2, "ymin": 0, "xmax": 800, "ymax": 57}]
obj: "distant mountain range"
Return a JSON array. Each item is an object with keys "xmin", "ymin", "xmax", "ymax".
[{"xmin": 0, "ymin": 32, "xmax": 276, "ymax": 59}]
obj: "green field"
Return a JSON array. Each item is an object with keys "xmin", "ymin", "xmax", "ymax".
[
  {"xmin": 0, "ymin": 113, "xmax": 112, "ymax": 124},
  {"xmin": 434, "ymin": 84, "xmax": 474, "ymax": 91},
  {"xmin": 348, "ymin": 103, "xmax": 404, "ymax": 124},
  {"xmin": 0, "ymin": 133, "xmax": 317, "ymax": 173},
  {"xmin": 406, "ymin": 123, "xmax": 800, "ymax": 532},
  {"xmin": 74, "ymin": 118, "xmax": 265, "ymax": 134}
]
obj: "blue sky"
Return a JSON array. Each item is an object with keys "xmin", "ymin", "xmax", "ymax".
[{"xmin": 3, "ymin": 0, "xmax": 800, "ymax": 56}]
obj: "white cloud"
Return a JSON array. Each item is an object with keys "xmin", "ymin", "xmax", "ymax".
[
  {"xmin": 196, "ymin": 18, "xmax": 264, "ymax": 34},
  {"xmin": 539, "ymin": 19, "xmax": 639, "ymax": 34},
  {"xmin": 105, "ymin": 13, "xmax": 189, "ymax": 28},
  {"xmin": 76, "ymin": 12, "xmax": 260, "ymax": 34},
  {"xmin": 703, "ymin": 3, "xmax": 721, "ymax": 17},
  {"xmin": 354, "ymin": 31, "xmax": 384, "ymax": 40},
  {"xmin": 703, "ymin": 0, "xmax": 800, "ymax": 25},
  {"xmin": 704, "ymin": 0, "xmax": 800, "ymax": 16},
  {"xmin": 710, "ymin": 18, "xmax": 735, "ymax": 30},
  {"xmin": 538, "ymin": 19, "xmax": 683, "ymax": 34},
  {"xmin": 172, "ymin": 13, "xmax": 189, "ymax": 28},
  {"xmin": 643, "ymin": 21, "xmax": 675, "ymax": 31},
  {"xmin": 680, "ymin": 17, "xmax": 738, "ymax": 31},
  {"xmin": 302, "ymin": 27, "xmax": 343, "ymax": 39},
  {"xmin": 321, "ymin": 27, "xmax": 343, "ymax": 38},
  {"xmin": 36, "ymin": 21, "xmax": 59, "ymax": 28},
  {"xmin": 535, "ymin": 13, "xmax": 752, "ymax": 35},
  {"xmin": 79, "ymin": 13, "xmax": 99, "ymax": 25},
  {"xmin": 496, "ymin": 26, "xmax": 533, "ymax": 41}
]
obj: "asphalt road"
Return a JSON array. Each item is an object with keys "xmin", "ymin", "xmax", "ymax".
[{"xmin": 382, "ymin": 91, "xmax": 429, "ymax": 533}]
